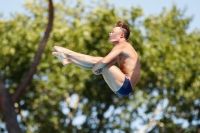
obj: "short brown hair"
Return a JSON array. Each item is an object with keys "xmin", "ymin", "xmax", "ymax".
[{"xmin": 115, "ymin": 21, "xmax": 130, "ymax": 40}]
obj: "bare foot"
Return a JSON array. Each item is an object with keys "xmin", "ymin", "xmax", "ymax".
[
  {"xmin": 52, "ymin": 52, "xmax": 71, "ymax": 66},
  {"xmin": 53, "ymin": 46, "xmax": 72, "ymax": 55}
]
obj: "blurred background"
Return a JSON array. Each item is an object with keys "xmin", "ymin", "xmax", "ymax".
[{"xmin": 0, "ymin": 0, "xmax": 199, "ymax": 133}]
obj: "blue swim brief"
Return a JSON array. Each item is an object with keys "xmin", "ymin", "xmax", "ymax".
[{"xmin": 116, "ymin": 77, "xmax": 133, "ymax": 97}]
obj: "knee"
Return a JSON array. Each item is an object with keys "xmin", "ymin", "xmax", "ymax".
[
  {"xmin": 95, "ymin": 57, "xmax": 103, "ymax": 62},
  {"xmin": 92, "ymin": 57, "xmax": 103, "ymax": 64},
  {"xmin": 107, "ymin": 60, "xmax": 115, "ymax": 68},
  {"xmin": 102, "ymin": 62, "xmax": 113, "ymax": 73}
]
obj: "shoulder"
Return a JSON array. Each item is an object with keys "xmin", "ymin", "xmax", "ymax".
[
  {"xmin": 120, "ymin": 42, "xmax": 134, "ymax": 52},
  {"xmin": 121, "ymin": 43, "xmax": 138, "ymax": 57}
]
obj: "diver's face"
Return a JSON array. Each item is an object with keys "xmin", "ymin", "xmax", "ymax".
[{"xmin": 109, "ymin": 27, "xmax": 123, "ymax": 44}]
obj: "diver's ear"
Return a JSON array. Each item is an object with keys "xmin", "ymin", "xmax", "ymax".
[{"xmin": 120, "ymin": 32, "xmax": 125, "ymax": 38}]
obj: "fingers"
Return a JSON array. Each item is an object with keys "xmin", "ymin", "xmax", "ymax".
[{"xmin": 93, "ymin": 69, "xmax": 102, "ymax": 75}]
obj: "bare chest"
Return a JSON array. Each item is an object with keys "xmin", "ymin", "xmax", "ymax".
[{"xmin": 117, "ymin": 54, "xmax": 128, "ymax": 68}]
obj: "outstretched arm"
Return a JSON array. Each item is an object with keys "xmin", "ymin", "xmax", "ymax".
[{"xmin": 92, "ymin": 44, "xmax": 125, "ymax": 74}]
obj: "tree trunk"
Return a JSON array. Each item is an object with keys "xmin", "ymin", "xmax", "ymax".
[
  {"xmin": 0, "ymin": 0, "xmax": 54, "ymax": 132},
  {"xmin": 0, "ymin": 76, "xmax": 21, "ymax": 133},
  {"xmin": 12, "ymin": 0, "xmax": 54, "ymax": 103}
]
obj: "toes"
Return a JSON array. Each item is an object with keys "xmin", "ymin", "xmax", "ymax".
[
  {"xmin": 52, "ymin": 52, "xmax": 60, "ymax": 56},
  {"xmin": 53, "ymin": 46, "xmax": 62, "ymax": 52},
  {"xmin": 53, "ymin": 46, "xmax": 58, "ymax": 51}
]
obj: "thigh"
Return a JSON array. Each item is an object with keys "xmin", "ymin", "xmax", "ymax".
[{"xmin": 101, "ymin": 64, "xmax": 125, "ymax": 92}]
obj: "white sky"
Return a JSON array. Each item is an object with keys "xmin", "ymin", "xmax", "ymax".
[{"xmin": 0, "ymin": 0, "xmax": 199, "ymax": 33}]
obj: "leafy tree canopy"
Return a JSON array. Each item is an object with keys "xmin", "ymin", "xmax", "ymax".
[{"xmin": 0, "ymin": 0, "xmax": 199, "ymax": 132}]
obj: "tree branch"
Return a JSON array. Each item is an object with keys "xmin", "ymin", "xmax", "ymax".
[
  {"xmin": 12, "ymin": 0, "xmax": 54, "ymax": 103},
  {"xmin": 140, "ymin": 105, "xmax": 164, "ymax": 133}
]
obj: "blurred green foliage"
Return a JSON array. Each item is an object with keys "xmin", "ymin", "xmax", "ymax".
[{"xmin": 0, "ymin": 0, "xmax": 199, "ymax": 133}]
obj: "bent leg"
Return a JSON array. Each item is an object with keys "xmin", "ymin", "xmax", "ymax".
[
  {"xmin": 101, "ymin": 63, "xmax": 126, "ymax": 92},
  {"xmin": 53, "ymin": 46, "xmax": 126, "ymax": 92}
]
